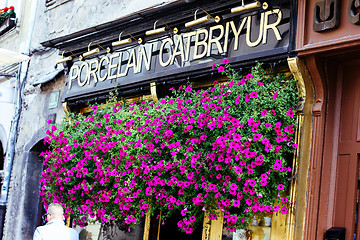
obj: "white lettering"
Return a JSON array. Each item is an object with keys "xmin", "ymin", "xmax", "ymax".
[
  {"xmin": 159, "ymin": 38, "xmax": 173, "ymax": 67},
  {"xmin": 193, "ymin": 29, "xmax": 208, "ymax": 60},
  {"xmin": 263, "ymin": 9, "xmax": 282, "ymax": 44},
  {"xmin": 207, "ymin": 24, "xmax": 224, "ymax": 56}
]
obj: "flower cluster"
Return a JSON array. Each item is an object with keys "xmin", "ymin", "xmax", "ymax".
[
  {"xmin": 0, "ymin": 6, "xmax": 15, "ymax": 25},
  {"xmin": 40, "ymin": 62, "xmax": 298, "ymax": 233}
]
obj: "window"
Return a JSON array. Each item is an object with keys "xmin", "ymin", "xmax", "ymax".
[
  {"xmin": 45, "ymin": 0, "xmax": 73, "ymax": 10},
  {"xmin": 45, "ymin": 0, "xmax": 56, "ymax": 7}
]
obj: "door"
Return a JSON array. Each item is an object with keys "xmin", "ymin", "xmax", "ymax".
[{"xmin": 335, "ymin": 59, "xmax": 360, "ymax": 240}]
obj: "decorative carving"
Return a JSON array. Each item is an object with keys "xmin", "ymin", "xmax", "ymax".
[
  {"xmin": 347, "ymin": 0, "xmax": 360, "ymax": 25},
  {"xmin": 313, "ymin": 0, "xmax": 340, "ymax": 32}
]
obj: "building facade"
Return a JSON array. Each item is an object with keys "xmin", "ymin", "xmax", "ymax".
[
  {"xmin": 7, "ymin": 0, "xmax": 360, "ymax": 239},
  {"xmin": 0, "ymin": 0, "xmax": 36, "ymax": 237},
  {"xmin": 296, "ymin": 1, "xmax": 360, "ymax": 240}
]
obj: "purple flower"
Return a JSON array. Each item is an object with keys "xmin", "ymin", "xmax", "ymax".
[
  {"xmin": 272, "ymin": 92, "xmax": 279, "ymax": 99},
  {"xmin": 222, "ymin": 58, "xmax": 229, "ymax": 64},
  {"xmin": 217, "ymin": 66, "xmax": 225, "ymax": 73}
]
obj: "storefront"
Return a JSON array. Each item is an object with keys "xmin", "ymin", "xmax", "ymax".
[{"xmin": 3, "ymin": 0, "xmax": 309, "ymax": 239}]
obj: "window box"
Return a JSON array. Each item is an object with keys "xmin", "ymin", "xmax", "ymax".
[{"xmin": 0, "ymin": 18, "xmax": 16, "ymax": 36}]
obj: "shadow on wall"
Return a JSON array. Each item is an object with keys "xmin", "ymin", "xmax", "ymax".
[
  {"xmin": 0, "ymin": 142, "xmax": 3, "ymax": 172},
  {"xmin": 0, "ymin": 123, "xmax": 6, "ymax": 166},
  {"xmin": 22, "ymin": 139, "xmax": 48, "ymax": 239}
]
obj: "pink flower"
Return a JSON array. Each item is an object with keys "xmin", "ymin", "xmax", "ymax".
[
  {"xmin": 245, "ymin": 198, "xmax": 252, "ymax": 205},
  {"xmin": 277, "ymin": 184, "xmax": 284, "ymax": 191},
  {"xmin": 272, "ymin": 92, "xmax": 279, "ymax": 99},
  {"xmin": 222, "ymin": 58, "xmax": 229, "ymax": 64},
  {"xmin": 181, "ymin": 208, "xmax": 187, "ymax": 216},
  {"xmin": 260, "ymin": 180, "xmax": 267, "ymax": 186},
  {"xmin": 261, "ymin": 109, "xmax": 267, "ymax": 117},
  {"xmin": 253, "ymin": 133, "xmax": 261, "ymax": 141},
  {"xmin": 286, "ymin": 108, "xmax": 295, "ymax": 118},
  {"xmin": 217, "ymin": 66, "xmax": 225, "ymax": 73},
  {"xmin": 250, "ymin": 91, "xmax": 258, "ymax": 98},
  {"xmin": 246, "ymin": 73, "xmax": 254, "ymax": 79},
  {"xmin": 280, "ymin": 206, "xmax": 288, "ymax": 214},
  {"xmin": 273, "ymin": 205, "xmax": 280, "ymax": 212}
]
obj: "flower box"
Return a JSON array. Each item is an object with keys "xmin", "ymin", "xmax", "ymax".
[{"xmin": 0, "ymin": 17, "xmax": 15, "ymax": 36}]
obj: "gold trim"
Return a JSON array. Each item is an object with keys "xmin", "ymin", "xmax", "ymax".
[
  {"xmin": 286, "ymin": 57, "xmax": 314, "ymax": 240},
  {"xmin": 66, "ymin": 216, "xmax": 71, "ymax": 227},
  {"xmin": 202, "ymin": 211, "xmax": 211, "ymax": 240},
  {"xmin": 157, "ymin": 212, "xmax": 161, "ymax": 240},
  {"xmin": 150, "ymin": 82, "xmax": 158, "ymax": 103},
  {"xmin": 209, "ymin": 210, "xmax": 224, "ymax": 240},
  {"xmin": 143, "ymin": 214, "xmax": 151, "ymax": 240},
  {"xmin": 287, "ymin": 57, "xmax": 309, "ymax": 111},
  {"xmin": 62, "ymin": 102, "xmax": 69, "ymax": 114}
]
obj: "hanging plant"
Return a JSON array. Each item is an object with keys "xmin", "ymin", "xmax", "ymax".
[
  {"xmin": 39, "ymin": 61, "xmax": 299, "ymax": 233},
  {"xmin": 0, "ymin": 6, "xmax": 16, "ymax": 25}
]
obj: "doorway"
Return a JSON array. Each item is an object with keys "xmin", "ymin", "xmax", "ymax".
[{"xmin": 334, "ymin": 59, "xmax": 360, "ymax": 240}]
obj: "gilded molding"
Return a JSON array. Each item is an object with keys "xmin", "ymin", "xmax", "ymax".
[
  {"xmin": 286, "ymin": 57, "xmax": 314, "ymax": 240},
  {"xmin": 202, "ymin": 211, "xmax": 211, "ymax": 240},
  {"xmin": 150, "ymin": 82, "xmax": 158, "ymax": 103},
  {"xmin": 62, "ymin": 102, "xmax": 69, "ymax": 114},
  {"xmin": 143, "ymin": 214, "xmax": 151, "ymax": 240},
  {"xmin": 288, "ymin": 57, "xmax": 310, "ymax": 112}
]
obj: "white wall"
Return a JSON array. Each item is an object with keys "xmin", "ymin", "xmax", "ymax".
[{"xmin": 0, "ymin": 87, "xmax": 15, "ymax": 152}]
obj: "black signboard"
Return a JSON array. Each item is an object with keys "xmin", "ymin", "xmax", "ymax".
[{"xmin": 61, "ymin": 0, "xmax": 295, "ymax": 103}]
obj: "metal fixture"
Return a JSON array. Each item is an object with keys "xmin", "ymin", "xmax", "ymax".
[
  {"xmin": 80, "ymin": 42, "xmax": 111, "ymax": 60},
  {"xmin": 145, "ymin": 20, "xmax": 178, "ymax": 36},
  {"xmin": 231, "ymin": 0, "xmax": 268, "ymax": 13},
  {"xmin": 112, "ymin": 31, "xmax": 143, "ymax": 47},
  {"xmin": 56, "ymin": 50, "xmax": 78, "ymax": 64},
  {"xmin": 185, "ymin": 9, "xmax": 220, "ymax": 28}
]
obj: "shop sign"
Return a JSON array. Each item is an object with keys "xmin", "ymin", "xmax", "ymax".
[
  {"xmin": 64, "ymin": 6, "xmax": 292, "ymax": 100},
  {"xmin": 49, "ymin": 91, "xmax": 59, "ymax": 109}
]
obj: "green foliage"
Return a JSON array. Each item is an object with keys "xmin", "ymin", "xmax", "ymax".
[{"xmin": 40, "ymin": 62, "xmax": 299, "ymax": 233}]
